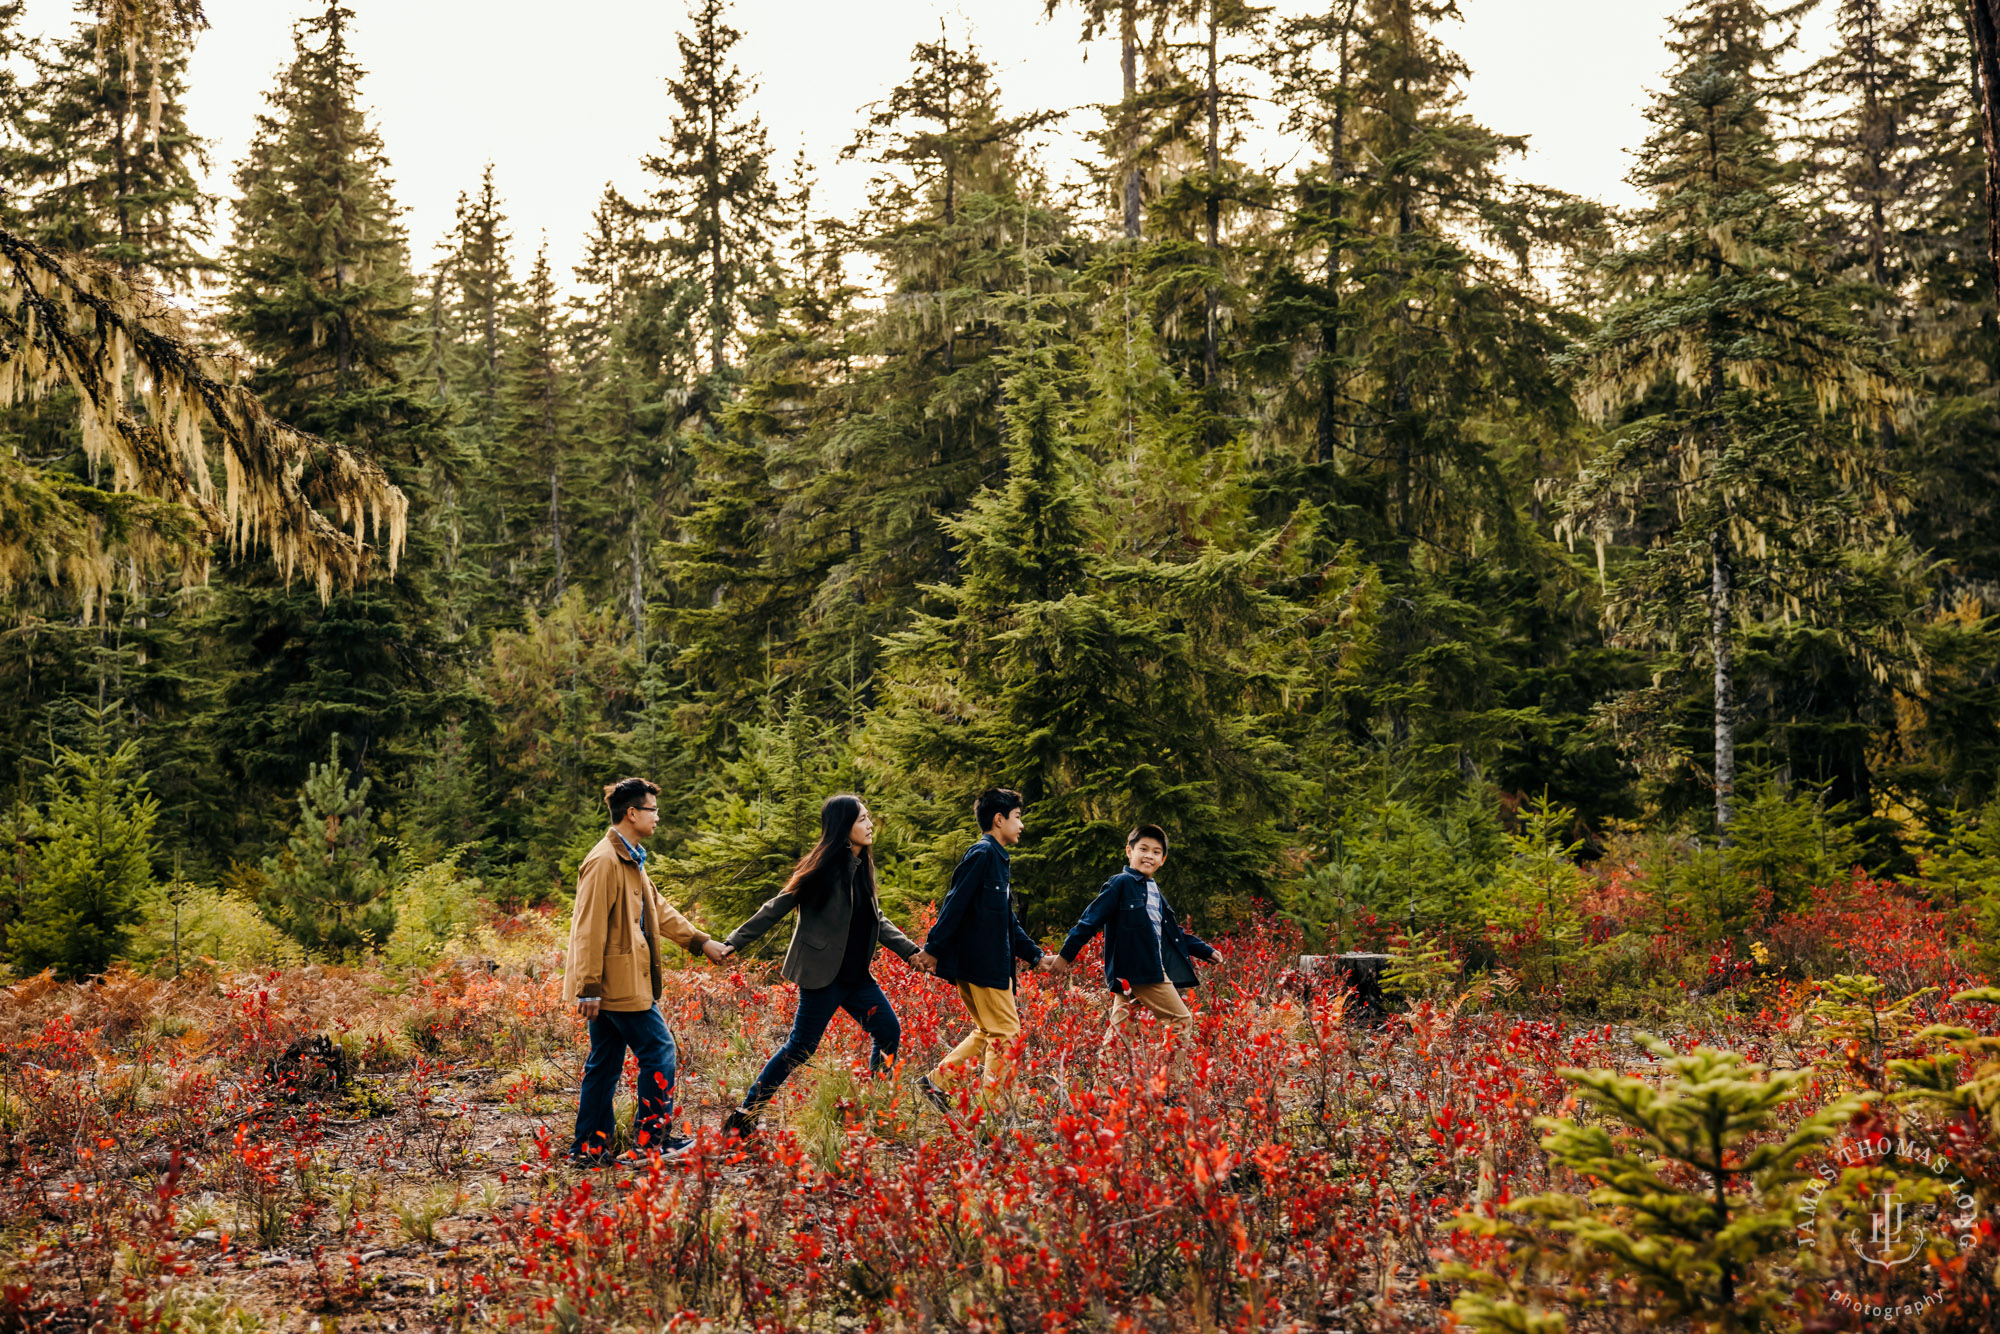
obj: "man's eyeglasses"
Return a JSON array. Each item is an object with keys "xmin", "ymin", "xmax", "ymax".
[{"xmin": 635, "ymin": 805, "xmax": 659, "ymax": 814}]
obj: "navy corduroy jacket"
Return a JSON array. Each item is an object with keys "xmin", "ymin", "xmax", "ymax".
[
  {"xmin": 1058, "ymin": 864, "xmax": 1215, "ymax": 992},
  {"xmin": 924, "ymin": 834, "xmax": 1043, "ymax": 989}
]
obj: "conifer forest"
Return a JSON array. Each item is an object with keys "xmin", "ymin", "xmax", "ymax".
[{"xmin": 7, "ymin": 0, "xmax": 2000, "ymax": 1330}]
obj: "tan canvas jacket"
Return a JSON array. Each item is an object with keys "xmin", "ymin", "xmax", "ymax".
[{"xmin": 564, "ymin": 829, "xmax": 708, "ymax": 1011}]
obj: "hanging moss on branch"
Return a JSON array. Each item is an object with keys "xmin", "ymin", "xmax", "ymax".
[{"xmin": 0, "ymin": 224, "xmax": 407, "ymax": 612}]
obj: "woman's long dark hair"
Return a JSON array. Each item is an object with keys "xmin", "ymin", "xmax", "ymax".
[{"xmin": 782, "ymin": 794, "xmax": 873, "ymax": 910}]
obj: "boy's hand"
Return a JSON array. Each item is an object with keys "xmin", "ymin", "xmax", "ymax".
[
  {"xmin": 701, "ymin": 939, "xmax": 733, "ymax": 964},
  {"xmin": 1039, "ymin": 954, "xmax": 1070, "ymax": 976},
  {"xmin": 911, "ymin": 950, "xmax": 938, "ymax": 975}
]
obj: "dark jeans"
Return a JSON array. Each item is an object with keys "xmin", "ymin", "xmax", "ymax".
[
  {"xmin": 743, "ymin": 975, "xmax": 901, "ymax": 1111},
  {"xmin": 572, "ymin": 1003, "xmax": 677, "ymax": 1160}
]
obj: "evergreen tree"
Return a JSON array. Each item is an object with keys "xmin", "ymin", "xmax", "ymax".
[
  {"xmin": 203, "ymin": 2, "xmax": 450, "ymax": 850},
  {"xmin": 261, "ymin": 736, "xmax": 393, "ymax": 957},
  {"xmin": 1044, "ymin": 0, "xmax": 1195, "ymax": 238},
  {"xmin": 1445, "ymin": 1039, "xmax": 1860, "ymax": 1333},
  {"xmin": 567, "ymin": 185, "xmax": 692, "ymax": 633},
  {"xmin": 8, "ymin": 3, "xmax": 212, "ymax": 286},
  {"xmin": 490, "ymin": 242, "xmax": 573, "ymax": 606},
  {"xmin": 438, "ymin": 163, "xmax": 515, "ymax": 425},
  {"xmin": 396, "ymin": 719, "xmax": 486, "ymax": 865},
  {"xmin": 1249, "ymin": 0, "xmax": 1624, "ymax": 816},
  {"xmin": 641, "ymin": 0, "xmax": 780, "ymax": 383},
  {"xmin": 1560, "ymin": 0, "xmax": 1906, "ymax": 836},
  {"xmin": 10, "ymin": 707, "xmax": 157, "ymax": 980},
  {"xmin": 872, "ymin": 337, "xmax": 1337, "ymax": 925},
  {"xmin": 789, "ymin": 33, "xmax": 1069, "ymax": 693},
  {"xmin": 658, "ymin": 158, "xmax": 862, "ymax": 762}
]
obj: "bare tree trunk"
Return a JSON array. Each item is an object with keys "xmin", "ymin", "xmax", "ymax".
[
  {"xmin": 1316, "ymin": 7, "xmax": 1355, "ymax": 467},
  {"xmin": 1121, "ymin": 0, "xmax": 1142, "ymax": 238},
  {"xmin": 1711, "ymin": 529, "xmax": 1737, "ymax": 838},
  {"xmin": 1203, "ymin": 0, "xmax": 1220, "ymax": 389},
  {"xmin": 1968, "ymin": 0, "xmax": 2000, "ymax": 302}
]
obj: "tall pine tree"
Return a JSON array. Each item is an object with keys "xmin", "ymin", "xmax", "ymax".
[
  {"xmin": 1561, "ymin": 0, "xmax": 1907, "ymax": 836},
  {"xmin": 203, "ymin": 2, "xmax": 448, "ymax": 852}
]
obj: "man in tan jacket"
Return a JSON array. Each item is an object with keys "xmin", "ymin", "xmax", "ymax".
[{"xmin": 566, "ymin": 776, "xmax": 729, "ymax": 1164}]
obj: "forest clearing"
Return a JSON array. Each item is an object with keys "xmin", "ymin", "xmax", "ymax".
[
  {"xmin": 10, "ymin": 0, "xmax": 2000, "ymax": 1328},
  {"xmin": 4, "ymin": 874, "xmax": 1999, "ymax": 1332}
]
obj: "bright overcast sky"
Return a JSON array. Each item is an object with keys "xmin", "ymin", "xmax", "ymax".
[{"xmin": 16, "ymin": 0, "xmax": 1837, "ymax": 287}]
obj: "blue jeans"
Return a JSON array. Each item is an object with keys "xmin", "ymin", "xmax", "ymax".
[
  {"xmin": 743, "ymin": 975, "xmax": 901, "ymax": 1111},
  {"xmin": 572, "ymin": 1003, "xmax": 677, "ymax": 1159}
]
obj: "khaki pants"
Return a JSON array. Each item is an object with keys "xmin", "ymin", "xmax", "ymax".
[
  {"xmin": 1104, "ymin": 981, "xmax": 1194, "ymax": 1041},
  {"xmin": 932, "ymin": 981, "xmax": 1021, "ymax": 1092},
  {"xmin": 1103, "ymin": 983, "xmax": 1195, "ymax": 1080}
]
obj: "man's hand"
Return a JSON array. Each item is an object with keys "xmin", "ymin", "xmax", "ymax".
[
  {"xmin": 1039, "ymin": 953, "xmax": 1071, "ymax": 976},
  {"xmin": 576, "ymin": 997, "xmax": 602, "ymax": 1020},
  {"xmin": 911, "ymin": 950, "xmax": 938, "ymax": 975},
  {"xmin": 701, "ymin": 939, "xmax": 734, "ymax": 964}
]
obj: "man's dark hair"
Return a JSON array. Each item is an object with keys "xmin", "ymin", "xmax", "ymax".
[
  {"xmin": 1127, "ymin": 824, "xmax": 1169, "ymax": 853},
  {"xmin": 604, "ymin": 777, "xmax": 660, "ymax": 825},
  {"xmin": 974, "ymin": 787, "xmax": 1024, "ymax": 832}
]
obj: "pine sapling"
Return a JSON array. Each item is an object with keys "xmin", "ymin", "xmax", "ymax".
[{"xmin": 1444, "ymin": 1036, "xmax": 1861, "ymax": 1333}]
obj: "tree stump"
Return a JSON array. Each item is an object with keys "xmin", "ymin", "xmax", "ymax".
[
  {"xmin": 1292, "ymin": 953, "xmax": 1391, "ymax": 1022},
  {"xmin": 264, "ymin": 1033, "xmax": 350, "ymax": 1101}
]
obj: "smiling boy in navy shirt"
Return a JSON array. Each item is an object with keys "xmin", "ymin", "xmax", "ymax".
[{"xmin": 1051, "ymin": 823, "xmax": 1220, "ymax": 1047}]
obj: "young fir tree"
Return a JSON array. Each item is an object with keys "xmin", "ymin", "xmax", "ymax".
[
  {"xmin": 261, "ymin": 736, "xmax": 393, "ymax": 958},
  {"xmin": 7, "ymin": 4, "xmax": 213, "ymax": 286},
  {"xmin": 10, "ymin": 708, "xmax": 158, "ymax": 980},
  {"xmin": 640, "ymin": 0, "xmax": 780, "ymax": 386},
  {"xmin": 1444, "ymin": 1039, "xmax": 1861, "ymax": 1334},
  {"xmin": 203, "ymin": 2, "xmax": 449, "ymax": 850},
  {"xmin": 871, "ymin": 335, "xmax": 1330, "ymax": 925},
  {"xmin": 395, "ymin": 720, "xmax": 487, "ymax": 865},
  {"xmin": 1560, "ymin": 0, "xmax": 1908, "ymax": 840}
]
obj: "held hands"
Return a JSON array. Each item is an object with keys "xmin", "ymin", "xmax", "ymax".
[
  {"xmin": 701, "ymin": 939, "xmax": 735, "ymax": 964},
  {"xmin": 1037, "ymin": 953, "xmax": 1072, "ymax": 977},
  {"xmin": 909, "ymin": 950, "xmax": 938, "ymax": 976}
]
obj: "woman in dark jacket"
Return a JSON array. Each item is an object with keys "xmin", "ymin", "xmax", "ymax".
[{"xmin": 716, "ymin": 794, "xmax": 929, "ymax": 1139}]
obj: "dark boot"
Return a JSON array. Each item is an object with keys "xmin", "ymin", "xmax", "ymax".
[{"xmin": 722, "ymin": 1105, "xmax": 758, "ymax": 1141}]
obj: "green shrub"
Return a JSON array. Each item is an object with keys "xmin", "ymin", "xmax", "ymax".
[
  {"xmin": 12, "ymin": 716, "xmax": 158, "ymax": 981},
  {"xmin": 384, "ymin": 852, "xmax": 484, "ymax": 969},
  {"xmin": 1283, "ymin": 786, "xmax": 1506, "ymax": 948},
  {"xmin": 125, "ymin": 879, "xmax": 304, "ymax": 974}
]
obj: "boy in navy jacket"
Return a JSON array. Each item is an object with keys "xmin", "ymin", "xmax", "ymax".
[
  {"xmin": 1051, "ymin": 824, "xmax": 1219, "ymax": 1046},
  {"xmin": 913, "ymin": 788, "xmax": 1054, "ymax": 1108}
]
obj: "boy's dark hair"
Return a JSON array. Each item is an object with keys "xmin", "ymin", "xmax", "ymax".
[
  {"xmin": 974, "ymin": 787, "xmax": 1025, "ymax": 831},
  {"xmin": 604, "ymin": 777, "xmax": 661, "ymax": 825},
  {"xmin": 1126, "ymin": 824, "xmax": 1169, "ymax": 853}
]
